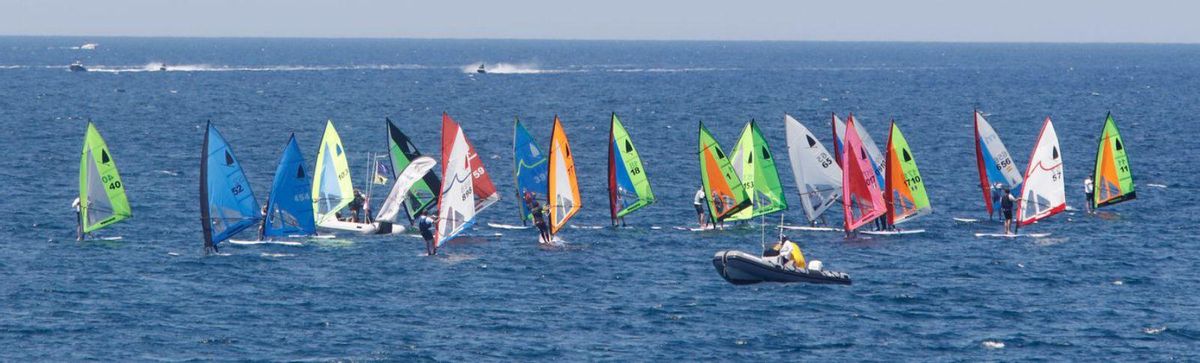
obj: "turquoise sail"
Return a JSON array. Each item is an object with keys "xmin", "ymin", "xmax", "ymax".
[
  {"xmin": 200, "ymin": 122, "xmax": 261, "ymax": 250},
  {"xmin": 513, "ymin": 118, "xmax": 549, "ymax": 224},
  {"xmin": 263, "ymin": 134, "xmax": 316, "ymax": 237}
]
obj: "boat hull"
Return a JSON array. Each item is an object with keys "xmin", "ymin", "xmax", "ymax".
[
  {"xmin": 712, "ymin": 250, "xmax": 851, "ymax": 285},
  {"xmin": 318, "ymin": 220, "xmax": 379, "ymax": 234}
]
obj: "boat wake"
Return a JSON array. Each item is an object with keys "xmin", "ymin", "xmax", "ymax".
[
  {"xmin": 82, "ymin": 63, "xmax": 428, "ymax": 73},
  {"xmin": 466, "ymin": 62, "xmax": 566, "ymax": 74}
]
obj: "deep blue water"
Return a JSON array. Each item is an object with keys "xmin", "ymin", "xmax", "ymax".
[{"xmin": 1, "ymin": 37, "xmax": 1198, "ymax": 360}]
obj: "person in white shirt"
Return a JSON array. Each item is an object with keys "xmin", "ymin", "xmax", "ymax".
[
  {"xmin": 72, "ymin": 197, "xmax": 82, "ymax": 240},
  {"xmin": 693, "ymin": 188, "xmax": 708, "ymax": 228},
  {"xmin": 1083, "ymin": 177, "xmax": 1095, "ymax": 214}
]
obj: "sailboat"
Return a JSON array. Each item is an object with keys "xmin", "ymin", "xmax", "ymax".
[
  {"xmin": 608, "ymin": 113, "xmax": 654, "ymax": 226},
  {"xmin": 840, "ymin": 116, "xmax": 887, "ymax": 236},
  {"xmin": 832, "ymin": 114, "xmax": 885, "ymax": 186},
  {"xmin": 973, "ymin": 110, "xmax": 1023, "ymax": 219},
  {"xmin": 385, "ymin": 118, "xmax": 441, "ymax": 223},
  {"xmin": 512, "ymin": 117, "xmax": 548, "ymax": 227},
  {"xmin": 698, "ymin": 121, "xmax": 751, "ymax": 227},
  {"xmin": 374, "ymin": 156, "xmax": 437, "ymax": 233},
  {"xmin": 863, "ymin": 121, "xmax": 930, "ymax": 235},
  {"xmin": 78, "ymin": 121, "xmax": 132, "ymax": 239},
  {"xmin": 261, "ymin": 134, "xmax": 316, "ymax": 240},
  {"xmin": 432, "ymin": 113, "xmax": 500, "ymax": 254},
  {"xmin": 312, "ymin": 120, "xmax": 377, "ymax": 233},
  {"xmin": 547, "ymin": 116, "xmax": 581, "ymax": 242},
  {"xmin": 1016, "ymin": 117, "xmax": 1066, "ymax": 228},
  {"xmin": 727, "ymin": 120, "xmax": 788, "ymax": 222},
  {"xmin": 200, "ymin": 122, "xmax": 261, "ymax": 253},
  {"xmin": 782, "ymin": 114, "xmax": 842, "ymax": 231},
  {"xmin": 1092, "ymin": 112, "xmax": 1136, "ymax": 210}
]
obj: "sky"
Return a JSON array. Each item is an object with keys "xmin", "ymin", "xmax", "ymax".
[{"xmin": 0, "ymin": 0, "xmax": 1196, "ymax": 43}]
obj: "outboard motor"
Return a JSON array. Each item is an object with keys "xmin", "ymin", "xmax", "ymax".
[{"xmin": 807, "ymin": 260, "xmax": 823, "ymax": 271}]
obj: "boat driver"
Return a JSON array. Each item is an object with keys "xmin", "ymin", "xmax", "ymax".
[{"xmin": 770, "ymin": 236, "xmax": 807, "ymax": 270}]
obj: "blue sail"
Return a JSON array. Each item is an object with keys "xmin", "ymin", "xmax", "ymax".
[
  {"xmin": 263, "ymin": 134, "xmax": 316, "ymax": 237},
  {"xmin": 200, "ymin": 122, "xmax": 261, "ymax": 248},
  {"xmin": 610, "ymin": 138, "xmax": 639, "ymax": 211},
  {"xmin": 513, "ymin": 118, "xmax": 549, "ymax": 223}
]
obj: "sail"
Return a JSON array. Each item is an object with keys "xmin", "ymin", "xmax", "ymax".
[
  {"xmin": 698, "ymin": 122, "xmax": 751, "ymax": 221},
  {"xmin": 833, "ymin": 114, "xmax": 885, "ymax": 185},
  {"xmin": 79, "ymin": 122, "xmax": 132, "ymax": 233},
  {"xmin": 974, "ymin": 111, "xmax": 1024, "ymax": 215},
  {"xmin": 376, "ymin": 156, "xmax": 437, "ymax": 222},
  {"xmin": 311, "ymin": 120, "xmax": 355, "ymax": 225},
  {"xmin": 513, "ymin": 117, "xmax": 549, "ymax": 223},
  {"xmin": 444, "ymin": 113, "xmax": 499, "ymax": 213},
  {"xmin": 727, "ymin": 120, "xmax": 788, "ymax": 220},
  {"xmin": 263, "ymin": 134, "xmax": 316, "ymax": 237},
  {"xmin": 548, "ymin": 116, "xmax": 582, "ymax": 234},
  {"xmin": 200, "ymin": 122, "xmax": 261, "ymax": 248},
  {"xmin": 608, "ymin": 113, "xmax": 654, "ymax": 222},
  {"xmin": 434, "ymin": 116, "xmax": 478, "ymax": 247},
  {"xmin": 883, "ymin": 121, "xmax": 931, "ymax": 225},
  {"xmin": 841, "ymin": 116, "xmax": 887, "ymax": 232},
  {"xmin": 1017, "ymin": 117, "xmax": 1066, "ymax": 226},
  {"xmin": 784, "ymin": 114, "xmax": 842, "ymax": 223},
  {"xmin": 1093, "ymin": 113, "xmax": 1136, "ymax": 208},
  {"xmin": 386, "ymin": 118, "xmax": 440, "ymax": 221}
]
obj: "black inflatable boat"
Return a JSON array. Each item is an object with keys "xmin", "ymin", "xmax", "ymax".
[{"xmin": 712, "ymin": 250, "xmax": 851, "ymax": 285}]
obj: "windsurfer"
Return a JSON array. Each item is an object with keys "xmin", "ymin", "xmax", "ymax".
[
  {"xmin": 693, "ymin": 188, "xmax": 707, "ymax": 228},
  {"xmin": 72, "ymin": 197, "xmax": 82, "ymax": 240},
  {"xmin": 524, "ymin": 192, "xmax": 551, "ymax": 243},
  {"xmin": 1083, "ymin": 177, "xmax": 1095, "ymax": 213},
  {"xmin": 1000, "ymin": 187, "xmax": 1019, "ymax": 235},
  {"xmin": 418, "ymin": 210, "xmax": 436, "ymax": 255}
]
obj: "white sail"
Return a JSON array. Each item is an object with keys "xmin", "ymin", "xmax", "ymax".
[
  {"xmin": 1017, "ymin": 117, "xmax": 1066, "ymax": 225},
  {"xmin": 436, "ymin": 126, "xmax": 476, "ymax": 246},
  {"xmin": 833, "ymin": 114, "xmax": 884, "ymax": 172},
  {"xmin": 975, "ymin": 112, "xmax": 1024, "ymax": 188},
  {"xmin": 785, "ymin": 114, "xmax": 843, "ymax": 222},
  {"xmin": 376, "ymin": 156, "xmax": 437, "ymax": 223}
]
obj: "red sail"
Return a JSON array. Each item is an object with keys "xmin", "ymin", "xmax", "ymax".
[
  {"xmin": 841, "ymin": 115, "xmax": 887, "ymax": 232},
  {"xmin": 443, "ymin": 113, "xmax": 499, "ymax": 211}
]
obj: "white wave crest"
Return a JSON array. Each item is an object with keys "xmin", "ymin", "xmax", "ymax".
[{"xmin": 83, "ymin": 63, "xmax": 428, "ymax": 73}]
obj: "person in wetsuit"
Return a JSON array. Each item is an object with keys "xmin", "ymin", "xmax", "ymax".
[
  {"xmin": 417, "ymin": 210, "xmax": 437, "ymax": 255},
  {"xmin": 524, "ymin": 192, "xmax": 551, "ymax": 243}
]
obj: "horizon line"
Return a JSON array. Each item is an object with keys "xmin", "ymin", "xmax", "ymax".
[{"xmin": 2, "ymin": 33, "xmax": 1198, "ymax": 46}]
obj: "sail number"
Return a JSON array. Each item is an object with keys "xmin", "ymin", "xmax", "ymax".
[
  {"xmin": 817, "ymin": 153, "xmax": 834, "ymax": 168},
  {"xmin": 101, "ymin": 175, "xmax": 122, "ymax": 190},
  {"xmin": 231, "ymin": 184, "xmax": 245, "ymax": 195},
  {"xmin": 629, "ymin": 166, "xmax": 641, "ymax": 175}
]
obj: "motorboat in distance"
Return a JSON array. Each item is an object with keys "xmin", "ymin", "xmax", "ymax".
[
  {"xmin": 476, "ymin": 63, "xmax": 487, "ymax": 74},
  {"xmin": 69, "ymin": 61, "xmax": 87, "ymax": 72}
]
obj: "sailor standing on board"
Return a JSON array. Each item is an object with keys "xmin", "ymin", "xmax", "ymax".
[
  {"xmin": 1000, "ymin": 187, "xmax": 1019, "ymax": 235},
  {"xmin": 1083, "ymin": 177, "xmax": 1095, "ymax": 214},
  {"xmin": 693, "ymin": 188, "xmax": 708, "ymax": 229},
  {"xmin": 417, "ymin": 210, "xmax": 436, "ymax": 255},
  {"xmin": 72, "ymin": 197, "xmax": 82, "ymax": 241},
  {"xmin": 524, "ymin": 192, "xmax": 551, "ymax": 243}
]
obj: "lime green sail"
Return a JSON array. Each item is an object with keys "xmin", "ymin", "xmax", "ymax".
[
  {"xmin": 79, "ymin": 122, "xmax": 132, "ymax": 233},
  {"xmin": 883, "ymin": 121, "xmax": 931, "ymax": 225},
  {"xmin": 698, "ymin": 122, "xmax": 751, "ymax": 221},
  {"xmin": 608, "ymin": 113, "xmax": 655, "ymax": 222},
  {"xmin": 1093, "ymin": 112, "xmax": 1136, "ymax": 209},
  {"xmin": 727, "ymin": 120, "xmax": 788, "ymax": 221}
]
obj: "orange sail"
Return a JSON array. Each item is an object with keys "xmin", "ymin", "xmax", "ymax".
[{"xmin": 548, "ymin": 116, "xmax": 581, "ymax": 234}]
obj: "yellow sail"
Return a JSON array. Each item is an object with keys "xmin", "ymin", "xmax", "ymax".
[{"xmin": 548, "ymin": 116, "xmax": 581, "ymax": 234}]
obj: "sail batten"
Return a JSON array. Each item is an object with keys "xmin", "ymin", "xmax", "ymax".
[
  {"xmin": 608, "ymin": 113, "xmax": 654, "ymax": 222},
  {"xmin": 784, "ymin": 114, "xmax": 842, "ymax": 223}
]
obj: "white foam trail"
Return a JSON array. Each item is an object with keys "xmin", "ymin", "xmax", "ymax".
[
  {"xmin": 608, "ymin": 67, "xmax": 736, "ymax": 73},
  {"xmin": 466, "ymin": 62, "xmax": 568, "ymax": 74},
  {"xmin": 1143, "ymin": 326, "xmax": 1166, "ymax": 334},
  {"xmin": 84, "ymin": 63, "xmax": 429, "ymax": 73}
]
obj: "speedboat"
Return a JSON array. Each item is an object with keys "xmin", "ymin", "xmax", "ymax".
[
  {"xmin": 69, "ymin": 61, "xmax": 87, "ymax": 72},
  {"xmin": 712, "ymin": 250, "xmax": 851, "ymax": 285},
  {"xmin": 79, "ymin": 43, "xmax": 98, "ymax": 50},
  {"xmin": 158, "ymin": 63, "xmax": 167, "ymax": 71},
  {"xmin": 476, "ymin": 64, "xmax": 486, "ymax": 74}
]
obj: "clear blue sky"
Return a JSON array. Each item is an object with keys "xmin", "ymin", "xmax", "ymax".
[{"xmin": 1, "ymin": 0, "xmax": 1195, "ymax": 43}]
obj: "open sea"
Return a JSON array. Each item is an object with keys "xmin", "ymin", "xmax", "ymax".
[{"xmin": 0, "ymin": 37, "xmax": 1197, "ymax": 361}]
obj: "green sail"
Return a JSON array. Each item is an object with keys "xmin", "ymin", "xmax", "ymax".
[
  {"xmin": 1093, "ymin": 113, "xmax": 1136, "ymax": 208},
  {"xmin": 386, "ymin": 119, "xmax": 439, "ymax": 221},
  {"xmin": 79, "ymin": 122, "xmax": 132, "ymax": 233},
  {"xmin": 727, "ymin": 120, "xmax": 788, "ymax": 221},
  {"xmin": 884, "ymin": 121, "xmax": 931, "ymax": 225},
  {"xmin": 609, "ymin": 113, "xmax": 655, "ymax": 219},
  {"xmin": 698, "ymin": 122, "xmax": 751, "ymax": 221}
]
